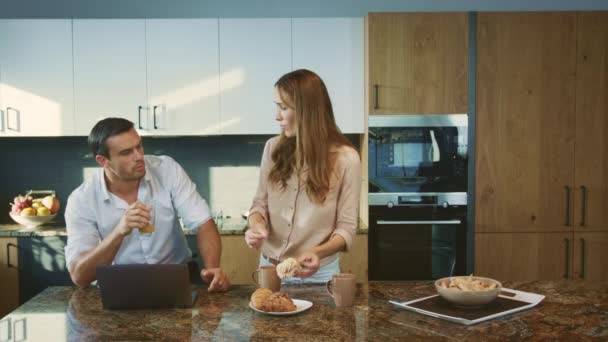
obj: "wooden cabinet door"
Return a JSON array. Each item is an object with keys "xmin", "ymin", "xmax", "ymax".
[
  {"xmin": 574, "ymin": 12, "xmax": 608, "ymax": 232},
  {"xmin": 73, "ymin": 19, "xmax": 148, "ymax": 135},
  {"xmin": 219, "ymin": 18, "xmax": 291, "ymax": 135},
  {"xmin": 367, "ymin": 13, "xmax": 468, "ymax": 115},
  {"xmin": 219, "ymin": 235, "xmax": 260, "ymax": 285},
  {"xmin": 573, "ymin": 232, "xmax": 608, "ymax": 281},
  {"xmin": 475, "ymin": 12, "xmax": 577, "ymax": 233},
  {"xmin": 0, "ymin": 237, "xmax": 19, "ymax": 317},
  {"xmin": 339, "ymin": 234, "xmax": 368, "ymax": 283},
  {"xmin": 146, "ymin": 19, "xmax": 221, "ymax": 136},
  {"xmin": 0, "ymin": 19, "xmax": 74, "ymax": 136},
  {"xmin": 292, "ymin": 18, "xmax": 365, "ymax": 133},
  {"xmin": 475, "ymin": 232, "xmax": 573, "ymax": 281}
]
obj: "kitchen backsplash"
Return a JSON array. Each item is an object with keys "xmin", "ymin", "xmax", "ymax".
[{"xmin": 0, "ymin": 135, "xmax": 359, "ymax": 224}]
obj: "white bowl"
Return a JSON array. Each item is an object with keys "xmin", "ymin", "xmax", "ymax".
[
  {"xmin": 435, "ymin": 276, "xmax": 502, "ymax": 307},
  {"xmin": 10, "ymin": 213, "xmax": 57, "ymax": 227}
]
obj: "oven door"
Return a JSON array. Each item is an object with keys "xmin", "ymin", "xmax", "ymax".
[
  {"xmin": 369, "ymin": 207, "xmax": 467, "ymax": 281},
  {"xmin": 368, "ymin": 114, "xmax": 468, "ymax": 193}
]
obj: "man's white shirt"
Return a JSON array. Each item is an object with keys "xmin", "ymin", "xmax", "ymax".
[{"xmin": 65, "ymin": 155, "xmax": 211, "ymax": 269}]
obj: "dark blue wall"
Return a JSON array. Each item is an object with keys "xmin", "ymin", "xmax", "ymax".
[
  {"xmin": 0, "ymin": 135, "xmax": 360, "ymax": 224},
  {"xmin": 1, "ymin": 0, "xmax": 607, "ymax": 18},
  {"xmin": 0, "ymin": 135, "xmax": 269, "ymax": 223}
]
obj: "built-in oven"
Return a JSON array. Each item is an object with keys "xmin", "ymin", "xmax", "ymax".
[{"xmin": 368, "ymin": 115, "xmax": 468, "ymax": 281}]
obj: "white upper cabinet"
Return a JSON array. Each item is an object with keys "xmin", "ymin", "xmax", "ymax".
[
  {"xmin": 2, "ymin": 18, "xmax": 365, "ymax": 137},
  {"xmin": 219, "ymin": 19, "xmax": 291, "ymax": 135},
  {"xmin": 73, "ymin": 19, "xmax": 148, "ymax": 135},
  {"xmin": 0, "ymin": 20, "xmax": 74, "ymax": 136},
  {"xmin": 292, "ymin": 18, "xmax": 365, "ymax": 133},
  {"xmin": 146, "ymin": 19, "xmax": 221, "ymax": 136}
]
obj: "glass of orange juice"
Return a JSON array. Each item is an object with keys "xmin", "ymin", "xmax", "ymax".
[{"xmin": 139, "ymin": 197, "xmax": 155, "ymax": 234}]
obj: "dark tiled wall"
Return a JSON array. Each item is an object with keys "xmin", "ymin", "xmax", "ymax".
[{"xmin": 0, "ymin": 135, "xmax": 359, "ymax": 224}]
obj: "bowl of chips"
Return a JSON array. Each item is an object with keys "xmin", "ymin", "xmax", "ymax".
[{"xmin": 435, "ymin": 275, "xmax": 502, "ymax": 307}]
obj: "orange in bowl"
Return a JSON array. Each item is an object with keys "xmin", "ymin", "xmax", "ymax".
[{"xmin": 435, "ymin": 275, "xmax": 502, "ymax": 308}]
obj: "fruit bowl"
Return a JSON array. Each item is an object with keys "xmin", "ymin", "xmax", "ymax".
[
  {"xmin": 435, "ymin": 275, "xmax": 502, "ymax": 308},
  {"xmin": 9, "ymin": 190, "xmax": 61, "ymax": 228},
  {"xmin": 10, "ymin": 213, "xmax": 57, "ymax": 227}
]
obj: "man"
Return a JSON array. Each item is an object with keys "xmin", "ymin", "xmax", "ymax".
[{"xmin": 65, "ymin": 118, "xmax": 230, "ymax": 291}]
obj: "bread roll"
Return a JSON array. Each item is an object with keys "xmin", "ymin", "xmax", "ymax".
[
  {"xmin": 251, "ymin": 288, "xmax": 273, "ymax": 309},
  {"xmin": 276, "ymin": 257, "xmax": 301, "ymax": 279}
]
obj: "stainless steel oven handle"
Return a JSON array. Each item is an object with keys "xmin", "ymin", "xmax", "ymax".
[{"xmin": 377, "ymin": 220, "xmax": 462, "ymax": 225}]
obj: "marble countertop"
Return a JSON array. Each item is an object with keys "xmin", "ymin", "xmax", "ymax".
[
  {"xmin": 0, "ymin": 217, "xmax": 249, "ymax": 237},
  {"xmin": 1, "ymin": 281, "xmax": 605, "ymax": 341},
  {"xmin": 0, "ymin": 218, "xmax": 368, "ymax": 237}
]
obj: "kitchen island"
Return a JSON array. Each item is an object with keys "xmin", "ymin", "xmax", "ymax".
[{"xmin": 1, "ymin": 281, "xmax": 606, "ymax": 341}]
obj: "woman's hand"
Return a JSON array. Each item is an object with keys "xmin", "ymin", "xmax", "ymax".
[
  {"xmin": 245, "ymin": 224, "xmax": 268, "ymax": 249},
  {"xmin": 296, "ymin": 251, "xmax": 320, "ymax": 278}
]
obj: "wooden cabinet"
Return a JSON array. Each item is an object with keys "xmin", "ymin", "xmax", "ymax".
[
  {"xmin": 476, "ymin": 12, "xmax": 577, "ymax": 233},
  {"xmin": 476, "ymin": 12, "xmax": 608, "ymax": 234},
  {"xmin": 219, "ymin": 18, "xmax": 291, "ymax": 135},
  {"xmin": 73, "ymin": 19, "xmax": 148, "ymax": 135},
  {"xmin": 339, "ymin": 234, "xmax": 368, "ymax": 283},
  {"xmin": 145, "ymin": 19, "xmax": 221, "ymax": 136},
  {"xmin": 188, "ymin": 234, "xmax": 368, "ymax": 284},
  {"xmin": 0, "ymin": 20, "xmax": 74, "ymax": 136},
  {"xmin": 475, "ymin": 233, "xmax": 573, "ymax": 281},
  {"xmin": 475, "ymin": 12, "xmax": 608, "ymax": 281},
  {"xmin": 367, "ymin": 13, "xmax": 468, "ymax": 115},
  {"xmin": 572, "ymin": 232, "xmax": 608, "ymax": 281},
  {"xmin": 0, "ymin": 237, "xmax": 19, "ymax": 318},
  {"xmin": 219, "ymin": 235, "xmax": 260, "ymax": 285},
  {"xmin": 574, "ymin": 12, "xmax": 608, "ymax": 232},
  {"xmin": 476, "ymin": 232, "xmax": 608, "ymax": 282},
  {"xmin": 292, "ymin": 18, "xmax": 365, "ymax": 133}
]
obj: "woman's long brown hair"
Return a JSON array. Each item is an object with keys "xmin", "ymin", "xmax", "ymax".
[{"xmin": 269, "ymin": 69, "xmax": 354, "ymax": 204}]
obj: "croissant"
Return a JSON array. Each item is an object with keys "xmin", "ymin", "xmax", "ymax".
[
  {"xmin": 276, "ymin": 257, "xmax": 301, "ymax": 279},
  {"xmin": 251, "ymin": 288, "xmax": 273, "ymax": 310},
  {"xmin": 260, "ymin": 292, "xmax": 297, "ymax": 312}
]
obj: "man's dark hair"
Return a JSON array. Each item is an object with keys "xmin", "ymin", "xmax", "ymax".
[{"xmin": 88, "ymin": 118, "xmax": 135, "ymax": 158}]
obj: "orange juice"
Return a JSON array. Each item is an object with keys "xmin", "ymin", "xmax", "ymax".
[{"xmin": 139, "ymin": 224, "xmax": 155, "ymax": 234}]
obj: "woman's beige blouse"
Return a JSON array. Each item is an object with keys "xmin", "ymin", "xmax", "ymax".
[{"xmin": 249, "ymin": 136, "xmax": 361, "ymax": 266}]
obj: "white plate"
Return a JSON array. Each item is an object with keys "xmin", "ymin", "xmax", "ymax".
[{"xmin": 249, "ymin": 299, "xmax": 313, "ymax": 316}]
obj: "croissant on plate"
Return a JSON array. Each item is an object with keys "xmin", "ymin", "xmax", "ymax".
[
  {"xmin": 251, "ymin": 288, "xmax": 273, "ymax": 309},
  {"xmin": 260, "ymin": 292, "xmax": 297, "ymax": 312},
  {"xmin": 250, "ymin": 288, "xmax": 297, "ymax": 312}
]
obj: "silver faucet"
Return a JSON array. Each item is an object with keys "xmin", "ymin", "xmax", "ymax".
[{"xmin": 214, "ymin": 210, "xmax": 224, "ymax": 229}]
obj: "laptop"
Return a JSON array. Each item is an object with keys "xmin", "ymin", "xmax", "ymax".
[{"xmin": 96, "ymin": 263, "xmax": 198, "ymax": 310}]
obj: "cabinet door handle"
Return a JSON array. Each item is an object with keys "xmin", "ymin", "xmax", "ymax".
[
  {"xmin": 580, "ymin": 238, "xmax": 585, "ymax": 279},
  {"xmin": 6, "ymin": 242, "xmax": 18, "ymax": 268},
  {"xmin": 138, "ymin": 106, "xmax": 143, "ymax": 130},
  {"xmin": 0, "ymin": 317, "xmax": 11, "ymax": 341},
  {"xmin": 564, "ymin": 186, "xmax": 571, "ymax": 226},
  {"xmin": 0, "ymin": 109, "xmax": 5, "ymax": 132},
  {"xmin": 580, "ymin": 185, "xmax": 587, "ymax": 227},
  {"xmin": 374, "ymin": 84, "xmax": 379, "ymax": 110},
  {"xmin": 13, "ymin": 317, "xmax": 26, "ymax": 342},
  {"xmin": 564, "ymin": 238, "xmax": 570, "ymax": 279},
  {"xmin": 6, "ymin": 107, "xmax": 20, "ymax": 131},
  {"xmin": 153, "ymin": 105, "xmax": 159, "ymax": 129}
]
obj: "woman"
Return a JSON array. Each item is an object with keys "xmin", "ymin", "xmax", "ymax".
[{"xmin": 245, "ymin": 69, "xmax": 361, "ymax": 284}]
